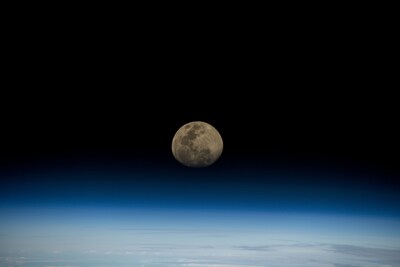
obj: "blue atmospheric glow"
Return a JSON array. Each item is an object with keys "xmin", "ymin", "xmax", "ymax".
[
  {"xmin": 1, "ymin": 166, "xmax": 400, "ymax": 266},
  {"xmin": 1, "ymin": 167, "xmax": 400, "ymax": 217}
]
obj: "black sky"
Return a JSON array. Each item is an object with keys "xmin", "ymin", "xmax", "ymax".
[
  {"xmin": 0, "ymin": 8, "xmax": 399, "ymax": 220},
  {"xmin": 1, "ymin": 12, "xmax": 398, "ymax": 183}
]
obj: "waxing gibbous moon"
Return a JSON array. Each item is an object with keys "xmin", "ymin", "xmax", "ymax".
[{"xmin": 172, "ymin": 121, "xmax": 223, "ymax": 168}]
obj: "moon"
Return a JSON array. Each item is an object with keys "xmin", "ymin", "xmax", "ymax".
[{"xmin": 172, "ymin": 121, "xmax": 223, "ymax": 168}]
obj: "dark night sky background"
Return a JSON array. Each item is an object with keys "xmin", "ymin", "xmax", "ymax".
[{"xmin": 1, "ymin": 12, "xmax": 399, "ymax": 218}]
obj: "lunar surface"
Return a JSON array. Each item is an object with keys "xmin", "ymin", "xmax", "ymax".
[{"xmin": 172, "ymin": 121, "xmax": 223, "ymax": 168}]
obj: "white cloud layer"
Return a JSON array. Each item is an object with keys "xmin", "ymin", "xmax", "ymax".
[
  {"xmin": 1, "ymin": 241, "xmax": 400, "ymax": 267},
  {"xmin": 1, "ymin": 210, "xmax": 400, "ymax": 267}
]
